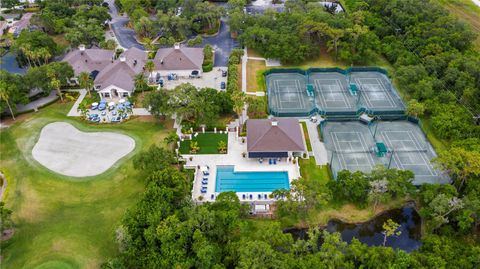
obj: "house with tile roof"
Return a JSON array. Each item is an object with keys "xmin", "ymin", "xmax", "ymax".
[
  {"xmin": 246, "ymin": 118, "xmax": 306, "ymax": 158},
  {"xmin": 63, "ymin": 45, "xmax": 147, "ymax": 99},
  {"xmin": 152, "ymin": 43, "xmax": 204, "ymax": 78}
]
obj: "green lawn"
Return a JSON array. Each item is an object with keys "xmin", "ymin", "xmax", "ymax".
[
  {"xmin": 299, "ymin": 158, "xmax": 331, "ymax": 185},
  {"xmin": 0, "ymin": 102, "xmax": 173, "ymax": 269},
  {"xmin": 179, "ymin": 133, "xmax": 228, "ymax": 154},
  {"xmin": 300, "ymin": 122, "xmax": 312, "ymax": 152}
]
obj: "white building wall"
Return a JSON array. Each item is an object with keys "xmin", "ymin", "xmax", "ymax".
[{"xmin": 152, "ymin": 69, "xmax": 203, "ymax": 78}]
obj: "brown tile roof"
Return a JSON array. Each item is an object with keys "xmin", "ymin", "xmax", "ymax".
[
  {"xmin": 153, "ymin": 46, "xmax": 203, "ymax": 71},
  {"xmin": 247, "ymin": 118, "xmax": 306, "ymax": 152},
  {"xmin": 62, "ymin": 49, "xmax": 114, "ymax": 76}
]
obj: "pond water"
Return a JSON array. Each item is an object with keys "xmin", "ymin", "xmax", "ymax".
[
  {"xmin": 0, "ymin": 52, "xmax": 27, "ymax": 74},
  {"xmin": 285, "ymin": 207, "xmax": 422, "ymax": 253}
]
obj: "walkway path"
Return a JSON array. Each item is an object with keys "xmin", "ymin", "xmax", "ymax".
[
  {"xmin": 304, "ymin": 120, "xmax": 329, "ymax": 165},
  {"xmin": 15, "ymin": 91, "xmax": 58, "ymax": 114},
  {"xmin": 67, "ymin": 89, "xmax": 86, "ymax": 117},
  {"xmin": 242, "ymin": 47, "xmax": 247, "ymax": 92},
  {"xmin": 473, "ymin": 0, "xmax": 480, "ymax": 7}
]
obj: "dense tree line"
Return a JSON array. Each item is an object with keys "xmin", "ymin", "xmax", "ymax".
[
  {"xmin": 144, "ymin": 83, "xmax": 234, "ymax": 128},
  {"xmin": 102, "ymin": 147, "xmax": 480, "ymax": 268},
  {"xmin": 236, "ymin": 4, "xmax": 379, "ymax": 64},
  {"xmin": 34, "ymin": 0, "xmax": 110, "ymax": 46},
  {"xmin": 347, "ymin": 0, "xmax": 480, "ymax": 140},
  {"xmin": 117, "ymin": 0, "xmax": 224, "ymax": 41}
]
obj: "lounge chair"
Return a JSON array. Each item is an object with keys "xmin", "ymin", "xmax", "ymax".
[
  {"xmin": 269, "ymin": 159, "xmax": 272, "ymax": 165},
  {"xmin": 258, "ymin": 194, "xmax": 261, "ymax": 199},
  {"xmin": 273, "ymin": 159, "xmax": 277, "ymax": 165},
  {"xmin": 203, "ymin": 171, "xmax": 209, "ymax": 176},
  {"xmin": 249, "ymin": 194, "xmax": 253, "ymax": 200},
  {"xmin": 203, "ymin": 177, "xmax": 208, "ymax": 181},
  {"xmin": 201, "ymin": 189, "xmax": 207, "ymax": 194},
  {"xmin": 202, "ymin": 181, "xmax": 208, "ymax": 185},
  {"xmin": 211, "ymin": 194, "xmax": 214, "ymax": 200}
]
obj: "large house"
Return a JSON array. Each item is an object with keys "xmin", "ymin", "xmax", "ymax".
[
  {"xmin": 94, "ymin": 47, "xmax": 147, "ymax": 98},
  {"xmin": 63, "ymin": 45, "xmax": 147, "ymax": 98},
  {"xmin": 152, "ymin": 44, "xmax": 204, "ymax": 79},
  {"xmin": 246, "ymin": 118, "xmax": 306, "ymax": 158}
]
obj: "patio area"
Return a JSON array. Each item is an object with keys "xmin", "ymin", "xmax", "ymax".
[
  {"xmin": 86, "ymin": 99, "xmax": 133, "ymax": 123},
  {"xmin": 183, "ymin": 132, "xmax": 301, "ymax": 203}
]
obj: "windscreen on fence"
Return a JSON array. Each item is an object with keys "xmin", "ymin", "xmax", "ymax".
[{"xmin": 265, "ymin": 67, "xmax": 406, "ymax": 117}]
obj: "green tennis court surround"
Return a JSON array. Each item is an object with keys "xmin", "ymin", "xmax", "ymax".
[
  {"xmin": 322, "ymin": 120, "xmax": 450, "ymax": 185},
  {"xmin": 266, "ymin": 67, "xmax": 405, "ymax": 118}
]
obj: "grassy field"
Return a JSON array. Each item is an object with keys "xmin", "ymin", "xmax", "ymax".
[
  {"xmin": 438, "ymin": 0, "xmax": 480, "ymax": 50},
  {"xmin": 179, "ymin": 133, "xmax": 228, "ymax": 154},
  {"xmin": 246, "ymin": 60, "xmax": 267, "ymax": 92},
  {"xmin": 299, "ymin": 158, "xmax": 330, "ymax": 185},
  {"xmin": 0, "ymin": 102, "xmax": 173, "ymax": 268},
  {"xmin": 300, "ymin": 122, "xmax": 312, "ymax": 152}
]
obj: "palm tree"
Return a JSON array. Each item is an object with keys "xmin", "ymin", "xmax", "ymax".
[
  {"xmin": 190, "ymin": 141, "xmax": 200, "ymax": 154},
  {"xmin": 78, "ymin": 71, "xmax": 93, "ymax": 97},
  {"xmin": 217, "ymin": 140, "xmax": 227, "ymax": 154},
  {"xmin": 19, "ymin": 44, "xmax": 32, "ymax": 67},
  {"xmin": 164, "ymin": 131, "xmax": 178, "ymax": 149},
  {"xmin": 134, "ymin": 73, "xmax": 147, "ymax": 92},
  {"xmin": 39, "ymin": 47, "xmax": 51, "ymax": 64},
  {"xmin": 0, "ymin": 81, "xmax": 16, "ymax": 121},
  {"xmin": 143, "ymin": 37, "xmax": 155, "ymax": 51},
  {"xmin": 48, "ymin": 69, "xmax": 64, "ymax": 102},
  {"xmin": 77, "ymin": 102, "xmax": 89, "ymax": 119},
  {"xmin": 145, "ymin": 60, "xmax": 155, "ymax": 83},
  {"xmin": 231, "ymin": 90, "xmax": 247, "ymax": 131}
]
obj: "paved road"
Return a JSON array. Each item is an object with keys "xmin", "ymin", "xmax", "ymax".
[
  {"xmin": 104, "ymin": 0, "xmax": 236, "ymax": 66},
  {"xmin": 105, "ymin": 0, "xmax": 144, "ymax": 50},
  {"xmin": 202, "ymin": 18, "xmax": 240, "ymax": 67}
]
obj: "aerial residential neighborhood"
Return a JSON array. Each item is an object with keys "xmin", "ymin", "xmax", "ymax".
[{"xmin": 1, "ymin": 0, "xmax": 480, "ymax": 268}]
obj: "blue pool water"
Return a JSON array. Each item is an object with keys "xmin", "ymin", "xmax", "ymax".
[{"xmin": 215, "ymin": 166, "xmax": 289, "ymax": 192}]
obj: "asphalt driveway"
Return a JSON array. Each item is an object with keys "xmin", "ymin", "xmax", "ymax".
[
  {"xmin": 202, "ymin": 18, "xmax": 240, "ymax": 67},
  {"xmin": 105, "ymin": 0, "xmax": 238, "ymax": 66}
]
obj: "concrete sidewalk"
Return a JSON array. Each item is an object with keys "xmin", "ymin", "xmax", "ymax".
[
  {"xmin": 14, "ymin": 91, "xmax": 58, "ymax": 114},
  {"xmin": 304, "ymin": 120, "xmax": 329, "ymax": 165},
  {"xmin": 67, "ymin": 89, "xmax": 87, "ymax": 117}
]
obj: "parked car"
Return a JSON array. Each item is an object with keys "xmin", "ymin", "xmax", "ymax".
[
  {"xmin": 220, "ymin": 82, "xmax": 226, "ymax": 90},
  {"xmin": 222, "ymin": 70, "xmax": 227, "ymax": 77}
]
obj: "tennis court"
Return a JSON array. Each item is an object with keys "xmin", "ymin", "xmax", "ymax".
[
  {"xmin": 266, "ymin": 73, "xmax": 315, "ymax": 116},
  {"xmin": 309, "ymin": 72, "xmax": 356, "ymax": 113},
  {"xmin": 322, "ymin": 120, "xmax": 449, "ymax": 185},
  {"xmin": 350, "ymin": 72, "xmax": 405, "ymax": 113}
]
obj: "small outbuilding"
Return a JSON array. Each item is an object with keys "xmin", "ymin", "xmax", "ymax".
[{"xmin": 246, "ymin": 118, "xmax": 306, "ymax": 158}]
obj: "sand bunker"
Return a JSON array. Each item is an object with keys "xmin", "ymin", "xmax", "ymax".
[{"xmin": 32, "ymin": 122, "xmax": 135, "ymax": 177}]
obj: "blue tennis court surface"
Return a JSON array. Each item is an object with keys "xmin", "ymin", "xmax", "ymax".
[{"xmin": 215, "ymin": 166, "xmax": 289, "ymax": 192}]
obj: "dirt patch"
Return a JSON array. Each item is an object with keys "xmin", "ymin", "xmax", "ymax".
[
  {"xmin": 1, "ymin": 229, "xmax": 15, "ymax": 241},
  {"xmin": 247, "ymin": 60, "xmax": 267, "ymax": 92}
]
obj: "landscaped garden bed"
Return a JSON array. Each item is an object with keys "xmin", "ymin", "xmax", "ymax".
[{"xmin": 179, "ymin": 132, "xmax": 228, "ymax": 154}]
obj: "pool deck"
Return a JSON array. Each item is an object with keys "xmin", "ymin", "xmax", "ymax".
[{"xmin": 183, "ymin": 132, "xmax": 302, "ymax": 203}]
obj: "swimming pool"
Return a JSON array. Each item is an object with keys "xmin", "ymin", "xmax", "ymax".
[{"xmin": 215, "ymin": 166, "xmax": 289, "ymax": 192}]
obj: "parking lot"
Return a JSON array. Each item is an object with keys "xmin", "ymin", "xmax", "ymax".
[{"xmin": 160, "ymin": 68, "xmax": 228, "ymax": 90}]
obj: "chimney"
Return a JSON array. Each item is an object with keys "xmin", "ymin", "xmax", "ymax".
[
  {"xmin": 133, "ymin": 59, "xmax": 137, "ymax": 66},
  {"xmin": 174, "ymin": 43, "xmax": 180, "ymax": 50},
  {"xmin": 271, "ymin": 119, "xmax": 278, "ymax": 126},
  {"xmin": 119, "ymin": 55, "xmax": 126, "ymax": 62},
  {"xmin": 79, "ymin": 44, "xmax": 86, "ymax": 51}
]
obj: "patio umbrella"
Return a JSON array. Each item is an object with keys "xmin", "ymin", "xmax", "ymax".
[
  {"xmin": 100, "ymin": 100, "xmax": 107, "ymax": 104},
  {"xmin": 119, "ymin": 99, "xmax": 126, "ymax": 103},
  {"xmin": 108, "ymin": 102, "xmax": 115, "ymax": 107},
  {"xmin": 92, "ymin": 102, "xmax": 98, "ymax": 106}
]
